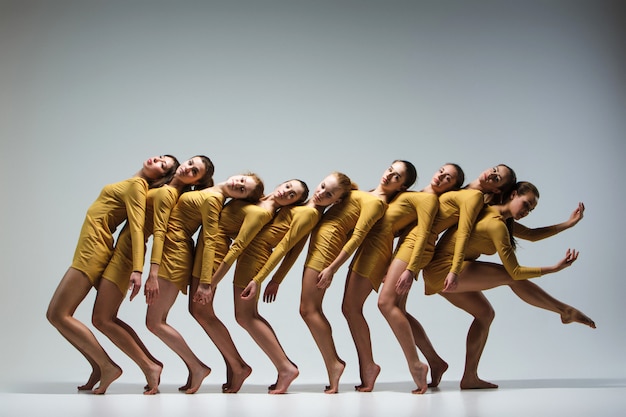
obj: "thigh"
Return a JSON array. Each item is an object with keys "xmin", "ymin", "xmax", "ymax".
[
  {"xmin": 92, "ymin": 278, "xmax": 125, "ymax": 319},
  {"xmin": 343, "ymin": 270, "xmax": 373, "ymax": 308},
  {"xmin": 48, "ymin": 267, "xmax": 93, "ymax": 315},
  {"xmin": 146, "ymin": 277, "xmax": 180, "ymax": 321},
  {"xmin": 453, "ymin": 261, "xmax": 515, "ymax": 293},
  {"xmin": 300, "ymin": 267, "xmax": 326, "ymax": 308},
  {"xmin": 440, "ymin": 291, "xmax": 493, "ymax": 318}
]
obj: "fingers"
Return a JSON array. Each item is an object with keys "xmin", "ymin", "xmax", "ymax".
[{"xmin": 129, "ymin": 284, "xmax": 140, "ymax": 301}]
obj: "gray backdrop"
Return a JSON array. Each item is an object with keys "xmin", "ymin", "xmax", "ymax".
[{"xmin": 1, "ymin": 0, "xmax": 624, "ymax": 389}]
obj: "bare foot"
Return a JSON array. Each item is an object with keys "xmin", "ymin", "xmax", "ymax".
[
  {"xmin": 460, "ymin": 376, "xmax": 498, "ymax": 390},
  {"xmin": 410, "ymin": 361, "xmax": 429, "ymax": 394},
  {"xmin": 143, "ymin": 364, "xmax": 163, "ymax": 395},
  {"xmin": 178, "ymin": 374, "xmax": 191, "ymax": 392},
  {"xmin": 92, "ymin": 364, "xmax": 123, "ymax": 395},
  {"xmin": 355, "ymin": 363, "xmax": 380, "ymax": 392},
  {"xmin": 223, "ymin": 364, "xmax": 252, "ymax": 394},
  {"xmin": 428, "ymin": 359, "xmax": 449, "ymax": 388},
  {"xmin": 184, "ymin": 365, "xmax": 211, "ymax": 394},
  {"xmin": 222, "ymin": 365, "xmax": 234, "ymax": 392},
  {"xmin": 561, "ymin": 307, "xmax": 596, "ymax": 329},
  {"xmin": 77, "ymin": 370, "xmax": 100, "ymax": 391},
  {"xmin": 324, "ymin": 359, "xmax": 345, "ymax": 394},
  {"xmin": 269, "ymin": 364, "xmax": 299, "ymax": 394}
]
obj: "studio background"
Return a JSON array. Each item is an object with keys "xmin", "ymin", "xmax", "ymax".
[{"xmin": 1, "ymin": 0, "xmax": 624, "ymax": 391}]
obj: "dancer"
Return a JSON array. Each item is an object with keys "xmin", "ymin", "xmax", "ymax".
[
  {"xmin": 145, "ymin": 173, "xmax": 264, "ymax": 394},
  {"xmin": 92, "ymin": 155, "xmax": 214, "ymax": 394},
  {"xmin": 46, "ymin": 155, "xmax": 179, "ymax": 394},
  {"xmin": 392, "ymin": 163, "xmax": 517, "ymax": 388},
  {"xmin": 235, "ymin": 173, "xmax": 354, "ymax": 394},
  {"xmin": 300, "ymin": 160, "xmax": 415, "ymax": 393},
  {"xmin": 340, "ymin": 163, "xmax": 464, "ymax": 394},
  {"xmin": 189, "ymin": 179, "xmax": 309, "ymax": 393},
  {"xmin": 422, "ymin": 181, "xmax": 595, "ymax": 389}
]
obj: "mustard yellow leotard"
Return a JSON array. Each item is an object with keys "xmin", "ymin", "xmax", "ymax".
[
  {"xmin": 395, "ymin": 188, "xmax": 485, "ymax": 277},
  {"xmin": 349, "ymin": 191, "xmax": 439, "ymax": 291},
  {"xmin": 423, "ymin": 205, "xmax": 545, "ymax": 294},
  {"xmin": 234, "ymin": 205, "xmax": 322, "ymax": 289},
  {"xmin": 71, "ymin": 177, "xmax": 148, "ymax": 286},
  {"xmin": 159, "ymin": 189, "xmax": 225, "ymax": 293},
  {"xmin": 305, "ymin": 190, "xmax": 387, "ymax": 272},
  {"xmin": 102, "ymin": 186, "xmax": 180, "ymax": 294},
  {"xmin": 191, "ymin": 199, "xmax": 274, "ymax": 282}
]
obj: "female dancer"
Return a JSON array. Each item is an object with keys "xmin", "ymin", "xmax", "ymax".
[
  {"xmin": 91, "ymin": 155, "xmax": 214, "ymax": 394},
  {"xmin": 345, "ymin": 163, "xmax": 464, "ymax": 394},
  {"xmin": 188, "ymin": 179, "xmax": 309, "ymax": 393},
  {"xmin": 422, "ymin": 181, "xmax": 595, "ymax": 389},
  {"xmin": 145, "ymin": 173, "xmax": 264, "ymax": 394},
  {"xmin": 47, "ymin": 155, "xmax": 179, "ymax": 394},
  {"xmin": 300, "ymin": 160, "xmax": 415, "ymax": 393},
  {"xmin": 390, "ymin": 164, "xmax": 517, "ymax": 389},
  {"xmin": 235, "ymin": 172, "xmax": 354, "ymax": 394}
]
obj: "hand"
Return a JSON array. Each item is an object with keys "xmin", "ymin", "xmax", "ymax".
[
  {"xmin": 128, "ymin": 271, "xmax": 142, "ymax": 301},
  {"xmin": 241, "ymin": 281, "xmax": 257, "ymax": 301},
  {"xmin": 567, "ymin": 202, "xmax": 585, "ymax": 228},
  {"xmin": 193, "ymin": 283, "xmax": 214, "ymax": 305},
  {"xmin": 556, "ymin": 248, "xmax": 579, "ymax": 271},
  {"xmin": 144, "ymin": 276, "xmax": 159, "ymax": 305},
  {"xmin": 316, "ymin": 267, "xmax": 335, "ymax": 289},
  {"xmin": 442, "ymin": 272, "xmax": 458, "ymax": 292},
  {"xmin": 395, "ymin": 270, "xmax": 414, "ymax": 295},
  {"xmin": 263, "ymin": 281, "xmax": 279, "ymax": 303}
]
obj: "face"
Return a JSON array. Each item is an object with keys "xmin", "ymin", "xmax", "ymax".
[
  {"xmin": 226, "ymin": 175, "xmax": 258, "ymax": 199},
  {"xmin": 430, "ymin": 165, "xmax": 459, "ymax": 194},
  {"xmin": 478, "ymin": 165, "xmax": 512, "ymax": 193},
  {"xmin": 509, "ymin": 191, "xmax": 538, "ymax": 220},
  {"xmin": 175, "ymin": 156, "xmax": 206, "ymax": 185},
  {"xmin": 143, "ymin": 155, "xmax": 176, "ymax": 180},
  {"xmin": 380, "ymin": 161, "xmax": 408, "ymax": 193},
  {"xmin": 273, "ymin": 180, "xmax": 305, "ymax": 206},
  {"xmin": 311, "ymin": 174, "xmax": 343, "ymax": 207}
]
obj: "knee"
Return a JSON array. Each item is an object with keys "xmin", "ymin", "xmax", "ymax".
[
  {"xmin": 235, "ymin": 310, "xmax": 251, "ymax": 329},
  {"xmin": 145, "ymin": 315, "xmax": 161, "ymax": 335},
  {"xmin": 341, "ymin": 298, "xmax": 361, "ymax": 320},
  {"xmin": 377, "ymin": 296, "xmax": 393, "ymax": 317},
  {"xmin": 299, "ymin": 303, "xmax": 314, "ymax": 322},
  {"xmin": 475, "ymin": 305, "xmax": 496, "ymax": 325},
  {"xmin": 91, "ymin": 313, "xmax": 108, "ymax": 332},
  {"xmin": 46, "ymin": 303, "xmax": 64, "ymax": 327}
]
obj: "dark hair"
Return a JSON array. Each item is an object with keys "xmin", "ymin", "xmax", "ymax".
[
  {"xmin": 148, "ymin": 154, "xmax": 180, "ymax": 189},
  {"xmin": 188, "ymin": 155, "xmax": 215, "ymax": 191},
  {"xmin": 484, "ymin": 163, "xmax": 517, "ymax": 205},
  {"xmin": 387, "ymin": 159, "xmax": 418, "ymax": 203},
  {"xmin": 505, "ymin": 181, "xmax": 540, "ymax": 250},
  {"xmin": 293, "ymin": 179, "xmax": 310, "ymax": 204},
  {"xmin": 445, "ymin": 162, "xmax": 465, "ymax": 190}
]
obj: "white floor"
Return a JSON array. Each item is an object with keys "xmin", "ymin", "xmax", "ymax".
[{"xmin": 2, "ymin": 379, "xmax": 625, "ymax": 417}]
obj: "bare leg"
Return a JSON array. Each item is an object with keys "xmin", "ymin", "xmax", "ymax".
[
  {"xmin": 189, "ymin": 277, "xmax": 251, "ymax": 393},
  {"xmin": 377, "ymin": 262, "xmax": 429, "ymax": 394},
  {"xmin": 47, "ymin": 268, "xmax": 122, "ymax": 394},
  {"xmin": 404, "ymin": 311, "xmax": 448, "ymax": 387},
  {"xmin": 145, "ymin": 278, "xmax": 211, "ymax": 394},
  {"xmin": 234, "ymin": 286, "xmax": 299, "ymax": 394},
  {"xmin": 92, "ymin": 279, "xmax": 162, "ymax": 394},
  {"xmin": 342, "ymin": 270, "xmax": 380, "ymax": 392},
  {"xmin": 449, "ymin": 262, "xmax": 595, "ymax": 328},
  {"xmin": 440, "ymin": 291, "xmax": 498, "ymax": 389},
  {"xmin": 299, "ymin": 267, "xmax": 345, "ymax": 394},
  {"xmin": 508, "ymin": 280, "xmax": 596, "ymax": 328}
]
